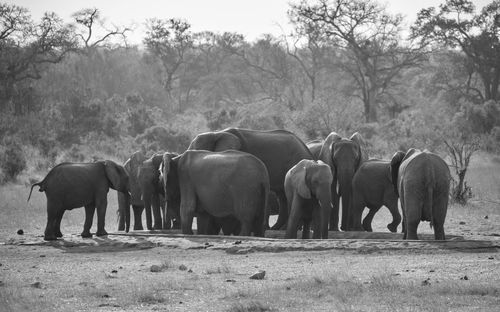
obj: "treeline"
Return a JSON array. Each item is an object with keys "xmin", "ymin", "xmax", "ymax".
[{"xmin": 1, "ymin": 0, "xmax": 500, "ymax": 202}]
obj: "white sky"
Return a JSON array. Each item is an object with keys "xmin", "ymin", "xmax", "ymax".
[{"xmin": 7, "ymin": 0, "xmax": 492, "ymax": 43}]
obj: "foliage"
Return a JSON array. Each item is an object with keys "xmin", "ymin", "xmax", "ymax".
[{"xmin": 0, "ymin": 138, "xmax": 27, "ymax": 183}]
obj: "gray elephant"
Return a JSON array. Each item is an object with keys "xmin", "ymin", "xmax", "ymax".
[
  {"xmin": 118, "ymin": 151, "xmax": 146, "ymax": 232},
  {"xmin": 350, "ymin": 156, "xmax": 404, "ymax": 232},
  {"xmin": 187, "ymin": 127, "xmax": 313, "ymax": 230},
  {"xmin": 162, "ymin": 150, "xmax": 270, "ymax": 236},
  {"xmin": 138, "ymin": 153, "xmax": 165, "ymax": 230},
  {"xmin": 306, "ymin": 139, "xmax": 324, "ymax": 160},
  {"xmin": 390, "ymin": 149, "xmax": 451, "ymax": 240},
  {"xmin": 28, "ymin": 160, "xmax": 129, "ymax": 240},
  {"xmin": 285, "ymin": 160, "xmax": 333, "ymax": 239},
  {"xmin": 318, "ymin": 132, "xmax": 367, "ymax": 231}
]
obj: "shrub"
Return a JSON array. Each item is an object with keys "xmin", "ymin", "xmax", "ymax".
[{"xmin": 0, "ymin": 140, "xmax": 27, "ymax": 183}]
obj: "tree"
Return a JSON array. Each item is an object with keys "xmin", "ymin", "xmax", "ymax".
[
  {"xmin": 412, "ymin": 0, "xmax": 500, "ymax": 101},
  {"xmin": 72, "ymin": 8, "xmax": 130, "ymax": 54},
  {"xmin": 0, "ymin": 3, "xmax": 75, "ymax": 113},
  {"xmin": 291, "ymin": 0, "xmax": 425, "ymax": 122},
  {"xmin": 144, "ymin": 18, "xmax": 193, "ymax": 111}
]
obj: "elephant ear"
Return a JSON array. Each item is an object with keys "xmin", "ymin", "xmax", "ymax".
[
  {"xmin": 290, "ymin": 161, "xmax": 311, "ymax": 199},
  {"xmin": 214, "ymin": 132, "xmax": 241, "ymax": 151},
  {"xmin": 318, "ymin": 132, "xmax": 342, "ymax": 170},
  {"xmin": 350, "ymin": 132, "xmax": 368, "ymax": 168},
  {"xmin": 162, "ymin": 152, "xmax": 176, "ymax": 197},
  {"xmin": 390, "ymin": 151, "xmax": 406, "ymax": 197},
  {"xmin": 151, "ymin": 154, "xmax": 164, "ymax": 170},
  {"xmin": 104, "ymin": 160, "xmax": 123, "ymax": 191}
]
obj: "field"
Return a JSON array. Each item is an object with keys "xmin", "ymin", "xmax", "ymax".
[{"xmin": 1, "ymin": 153, "xmax": 499, "ymax": 312}]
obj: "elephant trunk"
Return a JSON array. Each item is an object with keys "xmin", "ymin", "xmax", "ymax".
[
  {"xmin": 337, "ymin": 167, "xmax": 355, "ymax": 231},
  {"xmin": 316, "ymin": 184, "xmax": 332, "ymax": 238}
]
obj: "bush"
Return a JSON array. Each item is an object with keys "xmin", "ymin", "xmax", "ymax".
[{"xmin": 0, "ymin": 140, "xmax": 27, "ymax": 183}]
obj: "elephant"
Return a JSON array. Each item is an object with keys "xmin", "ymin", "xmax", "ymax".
[
  {"xmin": 187, "ymin": 127, "xmax": 313, "ymax": 230},
  {"xmin": 159, "ymin": 153, "xmax": 180, "ymax": 230},
  {"xmin": 390, "ymin": 149, "xmax": 451, "ymax": 240},
  {"xmin": 117, "ymin": 151, "xmax": 146, "ymax": 232},
  {"xmin": 285, "ymin": 160, "xmax": 333, "ymax": 239},
  {"xmin": 318, "ymin": 132, "xmax": 367, "ymax": 231},
  {"xmin": 28, "ymin": 160, "xmax": 129, "ymax": 241},
  {"xmin": 162, "ymin": 150, "xmax": 270, "ymax": 236},
  {"xmin": 137, "ymin": 153, "xmax": 165, "ymax": 230},
  {"xmin": 306, "ymin": 139, "xmax": 324, "ymax": 160},
  {"xmin": 349, "ymin": 157, "xmax": 403, "ymax": 233}
]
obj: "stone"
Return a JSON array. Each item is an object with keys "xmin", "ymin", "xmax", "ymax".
[
  {"xmin": 17, "ymin": 229, "xmax": 24, "ymax": 235},
  {"xmin": 250, "ymin": 270, "xmax": 266, "ymax": 280},
  {"xmin": 179, "ymin": 264, "xmax": 188, "ymax": 271},
  {"xmin": 150, "ymin": 265, "xmax": 162, "ymax": 272}
]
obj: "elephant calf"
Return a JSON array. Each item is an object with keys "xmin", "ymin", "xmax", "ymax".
[
  {"xmin": 285, "ymin": 159, "xmax": 333, "ymax": 239},
  {"xmin": 28, "ymin": 161, "xmax": 130, "ymax": 241},
  {"xmin": 350, "ymin": 158, "xmax": 402, "ymax": 232},
  {"xmin": 391, "ymin": 149, "xmax": 451, "ymax": 240}
]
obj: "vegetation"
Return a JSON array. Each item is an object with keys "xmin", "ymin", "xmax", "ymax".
[{"xmin": 1, "ymin": 0, "xmax": 499, "ymax": 204}]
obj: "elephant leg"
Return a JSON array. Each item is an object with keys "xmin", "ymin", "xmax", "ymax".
[
  {"xmin": 180, "ymin": 199, "xmax": 195, "ymax": 235},
  {"xmin": 404, "ymin": 194, "xmax": 421, "ymax": 240},
  {"xmin": 44, "ymin": 200, "xmax": 61, "ymax": 241},
  {"xmin": 302, "ymin": 219, "xmax": 311, "ymax": 239},
  {"xmin": 271, "ymin": 191, "xmax": 288, "ymax": 230},
  {"xmin": 132, "ymin": 205, "xmax": 144, "ymax": 230},
  {"xmin": 385, "ymin": 199, "xmax": 401, "ymax": 233},
  {"xmin": 340, "ymin": 194, "xmax": 350, "ymax": 231},
  {"xmin": 350, "ymin": 193, "xmax": 365, "ymax": 231},
  {"xmin": 285, "ymin": 195, "xmax": 303, "ymax": 239},
  {"xmin": 362, "ymin": 206, "xmax": 379, "ymax": 232},
  {"xmin": 162, "ymin": 199, "xmax": 170, "ymax": 230},
  {"xmin": 152, "ymin": 194, "xmax": 162, "ymax": 230},
  {"xmin": 144, "ymin": 197, "xmax": 153, "ymax": 230},
  {"xmin": 55, "ymin": 209, "xmax": 65, "ymax": 238},
  {"xmin": 81, "ymin": 204, "xmax": 95, "ymax": 238},
  {"xmin": 117, "ymin": 192, "xmax": 129, "ymax": 232},
  {"xmin": 432, "ymin": 194, "xmax": 448, "ymax": 240},
  {"xmin": 329, "ymin": 190, "xmax": 340, "ymax": 231},
  {"xmin": 95, "ymin": 197, "xmax": 108, "ymax": 237}
]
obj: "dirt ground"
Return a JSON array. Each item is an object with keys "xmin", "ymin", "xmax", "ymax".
[{"xmin": 1, "ymin": 213, "xmax": 500, "ymax": 312}]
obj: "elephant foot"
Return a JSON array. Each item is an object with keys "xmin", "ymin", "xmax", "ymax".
[
  {"xmin": 153, "ymin": 224, "xmax": 163, "ymax": 230},
  {"xmin": 387, "ymin": 224, "xmax": 397, "ymax": 233},
  {"xmin": 81, "ymin": 231, "xmax": 93, "ymax": 238},
  {"xmin": 134, "ymin": 225, "xmax": 144, "ymax": 231},
  {"xmin": 55, "ymin": 231, "xmax": 63, "ymax": 238},
  {"xmin": 362, "ymin": 225, "xmax": 373, "ymax": 232},
  {"xmin": 44, "ymin": 234, "xmax": 57, "ymax": 241},
  {"xmin": 118, "ymin": 225, "xmax": 125, "ymax": 231},
  {"xmin": 96, "ymin": 230, "xmax": 108, "ymax": 237},
  {"xmin": 329, "ymin": 226, "xmax": 339, "ymax": 231}
]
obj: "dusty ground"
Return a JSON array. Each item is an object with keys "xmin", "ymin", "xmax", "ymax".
[{"xmin": 1, "ymin": 153, "xmax": 499, "ymax": 311}]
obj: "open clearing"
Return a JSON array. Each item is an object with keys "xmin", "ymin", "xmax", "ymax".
[{"xmin": 1, "ymin": 153, "xmax": 499, "ymax": 311}]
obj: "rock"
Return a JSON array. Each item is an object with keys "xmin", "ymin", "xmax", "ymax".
[
  {"xmin": 39, "ymin": 255, "xmax": 45, "ymax": 258},
  {"xmin": 0, "ymin": 281, "xmax": 4, "ymax": 287},
  {"xmin": 31, "ymin": 282, "xmax": 42, "ymax": 288},
  {"xmin": 236, "ymin": 248, "xmax": 252, "ymax": 255},
  {"xmin": 250, "ymin": 270, "xmax": 266, "ymax": 280},
  {"xmin": 234, "ymin": 240, "xmax": 242, "ymax": 245},
  {"xmin": 226, "ymin": 279, "xmax": 236, "ymax": 283},
  {"xmin": 111, "ymin": 270, "xmax": 118, "ymax": 274},
  {"xmin": 179, "ymin": 264, "xmax": 188, "ymax": 271},
  {"xmin": 459, "ymin": 221, "xmax": 466, "ymax": 225},
  {"xmin": 150, "ymin": 265, "xmax": 162, "ymax": 272},
  {"xmin": 488, "ymin": 256, "xmax": 494, "ymax": 260},
  {"xmin": 17, "ymin": 229, "xmax": 24, "ymax": 235},
  {"xmin": 460, "ymin": 275, "xmax": 469, "ymax": 280},
  {"xmin": 421, "ymin": 278, "xmax": 431, "ymax": 286},
  {"xmin": 484, "ymin": 215, "xmax": 489, "ymax": 219},
  {"xmin": 429, "ymin": 269, "xmax": 435, "ymax": 273},
  {"xmin": 187, "ymin": 269, "xmax": 193, "ymax": 273}
]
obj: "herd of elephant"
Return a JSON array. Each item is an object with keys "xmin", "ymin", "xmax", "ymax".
[{"xmin": 29, "ymin": 128, "xmax": 451, "ymax": 242}]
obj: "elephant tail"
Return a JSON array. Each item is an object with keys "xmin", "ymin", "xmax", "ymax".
[
  {"xmin": 424, "ymin": 163, "xmax": 435, "ymax": 229},
  {"xmin": 27, "ymin": 181, "xmax": 44, "ymax": 202}
]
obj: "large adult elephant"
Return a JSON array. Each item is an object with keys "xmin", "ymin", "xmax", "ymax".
[
  {"xmin": 318, "ymin": 132, "xmax": 367, "ymax": 231},
  {"xmin": 350, "ymin": 156, "xmax": 404, "ymax": 233},
  {"xmin": 390, "ymin": 149, "xmax": 451, "ymax": 240},
  {"xmin": 162, "ymin": 150, "xmax": 269, "ymax": 236},
  {"xmin": 285, "ymin": 160, "xmax": 333, "ymax": 239},
  {"xmin": 306, "ymin": 139, "xmax": 324, "ymax": 160},
  {"xmin": 117, "ymin": 151, "xmax": 146, "ymax": 232},
  {"xmin": 28, "ymin": 161, "xmax": 129, "ymax": 241},
  {"xmin": 187, "ymin": 127, "xmax": 313, "ymax": 230}
]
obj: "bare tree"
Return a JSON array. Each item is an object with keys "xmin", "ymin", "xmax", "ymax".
[{"xmin": 291, "ymin": 0, "xmax": 425, "ymax": 122}]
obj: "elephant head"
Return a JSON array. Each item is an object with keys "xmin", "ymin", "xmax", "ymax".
[
  {"xmin": 103, "ymin": 160, "xmax": 130, "ymax": 194},
  {"xmin": 318, "ymin": 131, "xmax": 367, "ymax": 231},
  {"xmin": 187, "ymin": 131, "xmax": 241, "ymax": 152},
  {"xmin": 390, "ymin": 150, "xmax": 407, "ymax": 196}
]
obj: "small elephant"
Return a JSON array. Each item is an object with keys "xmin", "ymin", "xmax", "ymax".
[
  {"xmin": 162, "ymin": 150, "xmax": 270, "ymax": 236},
  {"xmin": 350, "ymin": 157, "xmax": 403, "ymax": 232},
  {"xmin": 28, "ymin": 160, "xmax": 129, "ymax": 241},
  {"xmin": 285, "ymin": 159, "xmax": 333, "ymax": 239},
  {"xmin": 118, "ymin": 151, "xmax": 146, "ymax": 232},
  {"xmin": 138, "ymin": 153, "xmax": 165, "ymax": 230},
  {"xmin": 391, "ymin": 149, "xmax": 451, "ymax": 240},
  {"xmin": 318, "ymin": 132, "xmax": 368, "ymax": 231}
]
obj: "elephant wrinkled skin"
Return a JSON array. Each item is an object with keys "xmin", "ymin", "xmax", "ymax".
[
  {"xmin": 391, "ymin": 149, "xmax": 451, "ymax": 240},
  {"xmin": 285, "ymin": 160, "xmax": 333, "ymax": 239},
  {"xmin": 162, "ymin": 150, "xmax": 270, "ymax": 236},
  {"xmin": 28, "ymin": 161, "xmax": 129, "ymax": 241}
]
